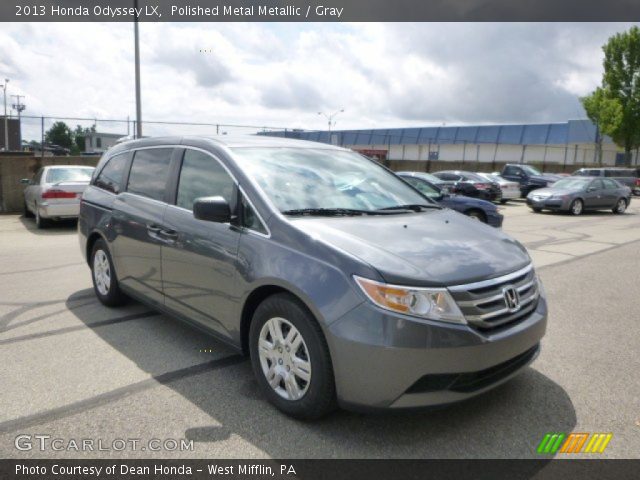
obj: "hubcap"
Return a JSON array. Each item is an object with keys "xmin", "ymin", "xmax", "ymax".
[
  {"xmin": 93, "ymin": 250, "xmax": 111, "ymax": 296},
  {"xmin": 572, "ymin": 201, "xmax": 582, "ymax": 215},
  {"xmin": 618, "ymin": 200, "xmax": 626, "ymax": 212},
  {"xmin": 258, "ymin": 317, "xmax": 311, "ymax": 401}
]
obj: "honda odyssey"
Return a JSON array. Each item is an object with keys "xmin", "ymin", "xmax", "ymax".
[{"xmin": 78, "ymin": 136, "xmax": 547, "ymax": 419}]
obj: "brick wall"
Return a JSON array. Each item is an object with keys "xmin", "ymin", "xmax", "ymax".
[{"xmin": 0, "ymin": 155, "xmax": 99, "ymax": 213}]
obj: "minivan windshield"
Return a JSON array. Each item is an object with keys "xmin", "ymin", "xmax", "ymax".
[{"xmin": 232, "ymin": 148, "xmax": 434, "ymax": 214}]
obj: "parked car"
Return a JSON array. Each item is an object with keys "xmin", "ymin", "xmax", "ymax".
[
  {"xmin": 572, "ymin": 167, "xmax": 640, "ymax": 196},
  {"xmin": 21, "ymin": 165, "xmax": 95, "ymax": 228},
  {"xmin": 79, "ymin": 136, "xmax": 547, "ymax": 419},
  {"xmin": 526, "ymin": 176, "xmax": 631, "ymax": 215},
  {"xmin": 476, "ymin": 173, "xmax": 520, "ymax": 203},
  {"xmin": 432, "ymin": 170, "xmax": 502, "ymax": 202},
  {"xmin": 396, "ymin": 170, "xmax": 444, "ymax": 186},
  {"xmin": 397, "ymin": 172, "xmax": 503, "ymax": 227},
  {"xmin": 499, "ymin": 164, "xmax": 561, "ymax": 197}
]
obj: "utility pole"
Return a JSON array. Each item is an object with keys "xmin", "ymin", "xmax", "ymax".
[
  {"xmin": 133, "ymin": 0, "xmax": 142, "ymax": 139},
  {"xmin": 1, "ymin": 78, "xmax": 8, "ymax": 151},
  {"xmin": 11, "ymin": 95, "xmax": 25, "ymax": 148}
]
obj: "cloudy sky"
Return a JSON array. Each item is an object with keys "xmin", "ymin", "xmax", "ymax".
[{"xmin": 0, "ymin": 22, "xmax": 635, "ymax": 140}]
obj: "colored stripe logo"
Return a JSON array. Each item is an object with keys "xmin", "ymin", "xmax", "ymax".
[{"xmin": 537, "ymin": 433, "xmax": 612, "ymax": 454}]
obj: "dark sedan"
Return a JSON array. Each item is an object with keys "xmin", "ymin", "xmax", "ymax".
[
  {"xmin": 432, "ymin": 170, "xmax": 502, "ymax": 202},
  {"xmin": 526, "ymin": 176, "xmax": 631, "ymax": 215},
  {"xmin": 398, "ymin": 172, "xmax": 503, "ymax": 227}
]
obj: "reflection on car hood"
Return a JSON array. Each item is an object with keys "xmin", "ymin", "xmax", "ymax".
[
  {"xmin": 291, "ymin": 209, "xmax": 530, "ymax": 287},
  {"xmin": 529, "ymin": 187, "xmax": 579, "ymax": 197}
]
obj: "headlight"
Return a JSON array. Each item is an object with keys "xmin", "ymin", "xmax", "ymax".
[
  {"xmin": 536, "ymin": 274, "xmax": 546, "ymax": 298},
  {"xmin": 354, "ymin": 276, "xmax": 466, "ymax": 324}
]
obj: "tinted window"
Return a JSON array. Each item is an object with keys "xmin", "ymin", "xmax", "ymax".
[
  {"xmin": 602, "ymin": 178, "xmax": 619, "ymax": 189},
  {"xmin": 435, "ymin": 172, "xmax": 460, "ymax": 181},
  {"xmin": 605, "ymin": 169, "xmax": 634, "ymax": 177},
  {"xmin": 176, "ymin": 149, "xmax": 235, "ymax": 211},
  {"xmin": 95, "ymin": 153, "xmax": 128, "ymax": 194},
  {"xmin": 589, "ymin": 179, "xmax": 604, "ymax": 190},
  {"xmin": 127, "ymin": 149, "xmax": 173, "ymax": 201},
  {"xmin": 503, "ymin": 166, "xmax": 522, "ymax": 176}
]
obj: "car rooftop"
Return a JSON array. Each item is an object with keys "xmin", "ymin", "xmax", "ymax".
[{"xmin": 112, "ymin": 134, "xmax": 348, "ymax": 152}]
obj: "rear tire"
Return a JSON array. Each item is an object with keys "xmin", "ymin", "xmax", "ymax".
[
  {"xmin": 613, "ymin": 198, "xmax": 627, "ymax": 214},
  {"xmin": 24, "ymin": 201, "xmax": 34, "ymax": 218},
  {"xmin": 249, "ymin": 293, "xmax": 336, "ymax": 420},
  {"xmin": 500, "ymin": 199, "xmax": 508, "ymax": 204},
  {"xmin": 466, "ymin": 209, "xmax": 487, "ymax": 223},
  {"xmin": 569, "ymin": 199, "xmax": 583, "ymax": 216},
  {"xmin": 35, "ymin": 208, "xmax": 49, "ymax": 229},
  {"xmin": 90, "ymin": 239, "xmax": 127, "ymax": 307}
]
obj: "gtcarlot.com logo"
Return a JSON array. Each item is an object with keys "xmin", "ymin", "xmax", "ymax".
[{"xmin": 537, "ymin": 432, "xmax": 613, "ymax": 454}]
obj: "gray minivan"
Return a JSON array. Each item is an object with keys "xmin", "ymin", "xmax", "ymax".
[{"xmin": 78, "ymin": 136, "xmax": 547, "ymax": 419}]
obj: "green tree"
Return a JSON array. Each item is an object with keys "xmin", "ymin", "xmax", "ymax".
[
  {"xmin": 44, "ymin": 121, "xmax": 74, "ymax": 149},
  {"xmin": 72, "ymin": 124, "xmax": 95, "ymax": 153},
  {"xmin": 581, "ymin": 26, "xmax": 640, "ymax": 166}
]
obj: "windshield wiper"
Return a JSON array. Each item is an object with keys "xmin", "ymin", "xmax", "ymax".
[
  {"xmin": 282, "ymin": 208, "xmax": 389, "ymax": 216},
  {"xmin": 377, "ymin": 204, "xmax": 441, "ymax": 212}
]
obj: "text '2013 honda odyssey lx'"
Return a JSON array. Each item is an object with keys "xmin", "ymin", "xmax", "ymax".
[{"xmin": 79, "ymin": 135, "xmax": 547, "ymax": 419}]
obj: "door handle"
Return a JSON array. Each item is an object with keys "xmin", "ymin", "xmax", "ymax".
[
  {"xmin": 159, "ymin": 229, "xmax": 178, "ymax": 239},
  {"xmin": 147, "ymin": 224, "xmax": 162, "ymax": 234}
]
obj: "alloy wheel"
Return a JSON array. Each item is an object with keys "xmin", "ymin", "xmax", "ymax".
[
  {"xmin": 93, "ymin": 250, "xmax": 111, "ymax": 296},
  {"xmin": 258, "ymin": 317, "xmax": 311, "ymax": 401},
  {"xmin": 571, "ymin": 200, "xmax": 583, "ymax": 215},
  {"xmin": 617, "ymin": 199, "xmax": 627, "ymax": 213}
]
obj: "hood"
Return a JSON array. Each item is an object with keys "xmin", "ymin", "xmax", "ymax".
[
  {"xmin": 528, "ymin": 187, "xmax": 579, "ymax": 197},
  {"xmin": 290, "ymin": 209, "xmax": 530, "ymax": 287}
]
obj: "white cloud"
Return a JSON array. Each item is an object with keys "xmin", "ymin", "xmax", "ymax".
[{"xmin": 0, "ymin": 21, "xmax": 635, "ymax": 142}]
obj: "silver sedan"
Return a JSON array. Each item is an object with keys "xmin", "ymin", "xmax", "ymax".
[
  {"xmin": 478, "ymin": 172, "xmax": 520, "ymax": 203},
  {"xmin": 526, "ymin": 176, "xmax": 631, "ymax": 215},
  {"xmin": 21, "ymin": 165, "xmax": 95, "ymax": 228}
]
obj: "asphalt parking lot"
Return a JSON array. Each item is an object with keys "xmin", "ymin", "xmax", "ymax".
[{"xmin": 1, "ymin": 200, "xmax": 639, "ymax": 459}]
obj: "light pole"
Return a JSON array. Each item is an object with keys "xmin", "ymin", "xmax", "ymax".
[
  {"xmin": 318, "ymin": 108, "xmax": 344, "ymax": 133},
  {"xmin": 133, "ymin": 0, "xmax": 142, "ymax": 139},
  {"xmin": 1, "ymin": 78, "xmax": 8, "ymax": 151},
  {"xmin": 11, "ymin": 95, "xmax": 26, "ymax": 148}
]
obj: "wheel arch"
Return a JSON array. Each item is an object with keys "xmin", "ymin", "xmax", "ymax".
[
  {"xmin": 85, "ymin": 230, "xmax": 109, "ymax": 266},
  {"xmin": 239, "ymin": 283, "xmax": 322, "ymax": 356}
]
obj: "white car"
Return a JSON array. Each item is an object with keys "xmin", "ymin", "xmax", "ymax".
[
  {"xmin": 21, "ymin": 165, "xmax": 95, "ymax": 228},
  {"xmin": 478, "ymin": 172, "xmax": 520, "ymax": 203}
]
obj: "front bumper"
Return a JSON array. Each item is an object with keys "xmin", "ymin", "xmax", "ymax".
[
  {"xmin": 39, "ymin": 201, "xmax": 81, "ymax": 219},
  {"xmin": 326, "ymin": 295, "xmax": 547, "ymax": 410},
  {"xmin": 526, "ymin": 197, "xmax": 569, "ymax": 211},
  {"xmin": 487, "ymin": 211, "xmax": 504, "ymax": 228}
]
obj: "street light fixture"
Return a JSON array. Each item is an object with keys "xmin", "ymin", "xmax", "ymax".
[
  {"xmin": 1, "ymin": 78, "xmax": 8, "ymax": 151},
  {"xmin": 318, "ymin": 108, "xmax": 344, "ymax": 133},
  {"xmin": 12, "ymin": 95, "xmax": 26, "ymax": 148}
]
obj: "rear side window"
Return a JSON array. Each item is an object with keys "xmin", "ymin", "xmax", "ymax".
[
  {"xmin": 127, "ymin": 149, "xmax": 173, "ymax": 201},
  {"xmin": 503, "ymin": 166, "xmax": 521, "ymax": 176},
  {"xmin": 605, "ymin": 169, "xmax": 634, "ymax": 177},
  {"xmin": 602, "ymin": 178, "xmax": 619, "ymax": 189},
  {"xmin": 95, "ymin": 153, "xmax": 128, "ymax": 194},
  {"xmin": 176, "ymin": 149, "xmax": 236, "ymax": 211}
]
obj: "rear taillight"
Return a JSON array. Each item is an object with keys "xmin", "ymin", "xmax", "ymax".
[
  {"xmin": 635, "ymin": 179, "xmax": 640, "ymax": 186},
  {"xmin": 42, "ymin": 189, "xmax": 77, "ymax": 199}
]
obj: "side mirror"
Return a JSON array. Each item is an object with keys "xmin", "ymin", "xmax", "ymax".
[
  {"xmin": 20, "ymin": 178, "xmax": 30, "ymax": 185},
  {"xmin": 193, "ymin": 196, "xmax": 231, "ymax": 223}
]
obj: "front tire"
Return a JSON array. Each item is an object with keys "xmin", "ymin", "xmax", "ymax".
[
  {"xmin": 569, "ymin": 199, "xmax": 583, "ymax": 216},
  {"xmin": 90, "ymin": 239, "xmax": 127, "ymax": 307},
  {"xmin": 531, "ymin": 207, "xmax": 542, "ymax": 213},
  {"xmin": 249, "ymin": 293, "xmax": 336, "ymax": 420},
  {"xmin": 613, "ymin": 198, "xmax": 627, "ymax": 214}
]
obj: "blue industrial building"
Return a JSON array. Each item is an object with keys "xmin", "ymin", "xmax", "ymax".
[{"xmin": 264, "ymin": 119, "xmax": 626, "ymax": 166}]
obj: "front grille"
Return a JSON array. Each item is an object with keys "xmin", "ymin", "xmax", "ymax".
[
  {"xmin": 448, "ymin": 264, "xmax": 539, "ymax": 330},
  {"xmin": 406, "ymin": 344, "xmax": 540, "ymax": 394}
]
